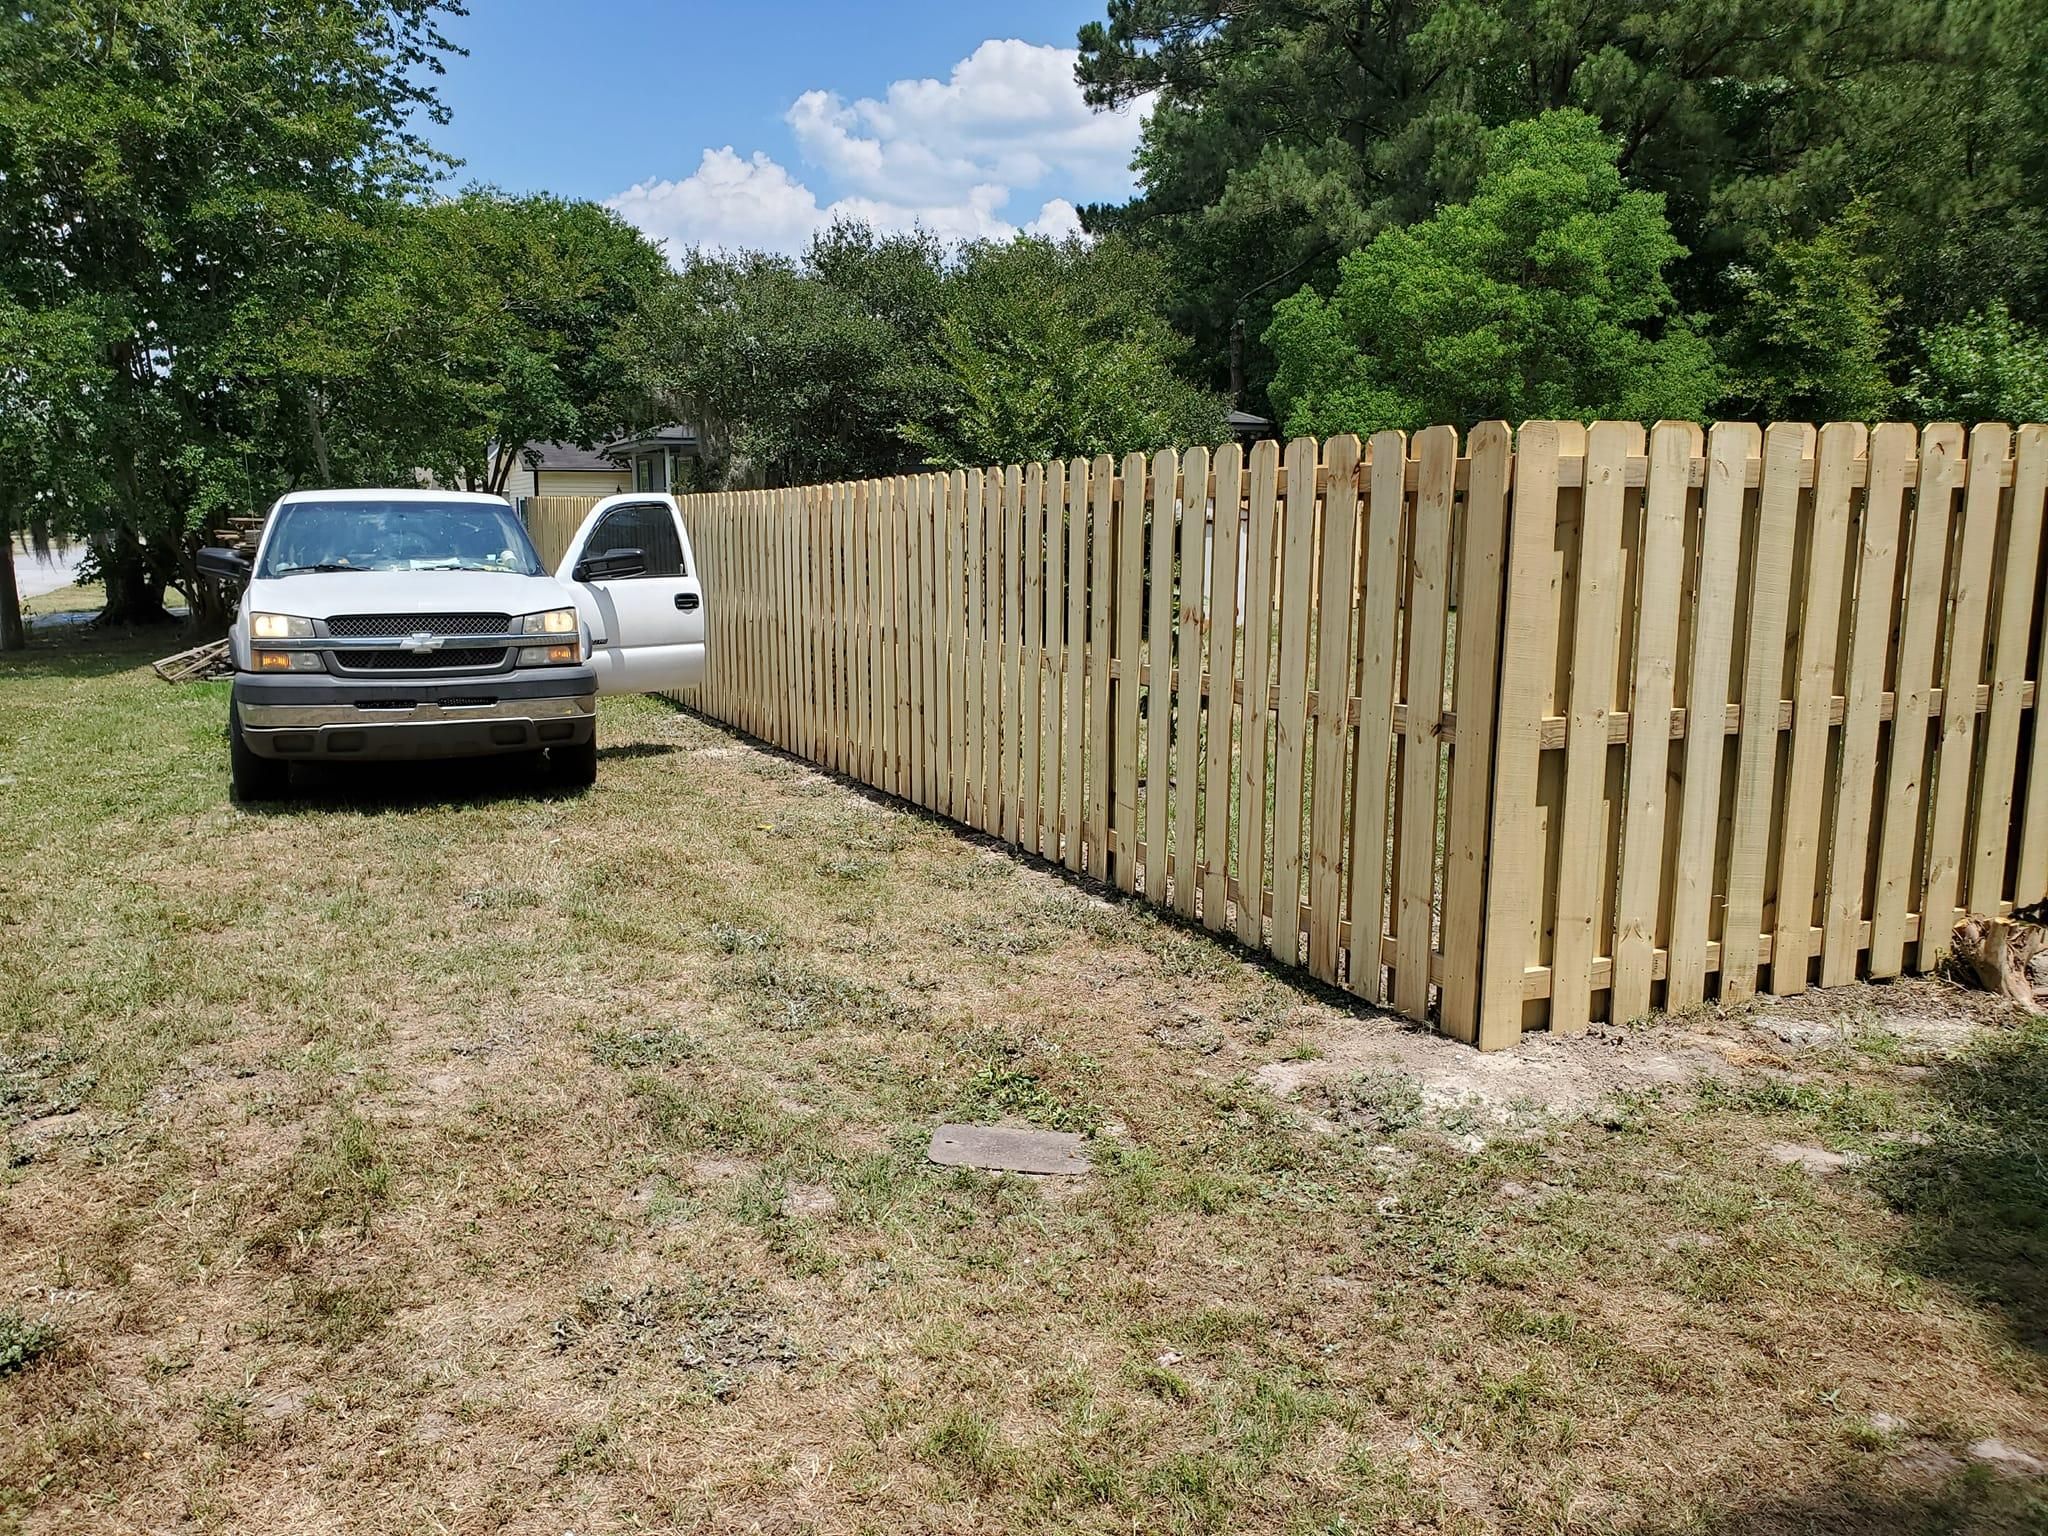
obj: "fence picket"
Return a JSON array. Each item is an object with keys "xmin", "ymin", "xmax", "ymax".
[
  {"xmin": 1610, "ymin": 422, "xmax": 1695, "ymax": 1020},
  {"xmin": 1236, "ymin": 441, "xmax": 1282, "ymax": 949},
  {"xmin": 1720, "ymin": 423, "xmax": 1810, "ymax": 1004},
  {"xmin": 1915, "ymin": 424, "xmax": 2006, "ymax": 970},
  {"xmin": 1343, "ymin": 432, "xmax": 1407, "ymax": 1004},
  {"xmin": 1172, "ymin": 446, "xmax": 1209, "ymax": 918},
  {"xmin": 1063, "ymin": 458, "xmax": 1090, "ymax": 873},
  {"xmin": 1309, "ymin": 435, "xmax": 1361, "ymax": 979},
  {"xmin": 1112, "ymin": 452, "xmax": 1148, "ymax": 893},
  {"xmin": 1819, "ymin": 426, "xmax": 1911, "ymax": 985},
  {"xmin": 1393, "ymin": 425, "xmax": 1455, "ymax": 1019},
  {"xmin": 1549, "ymin": 422, "xmax": 1636, "ymax": 1032},
  {"xmin": 1770, "ymin": 423, "xmax": 1860, "ymax": 994},
  {"xmin": 2013, "ymin": 427, "xmax": 2048, "ymax": 905},
  {"xmin": 1269, "ymin": 437, "xmax": 1320, "ymax": 964},
  {"xmin": 1870, "ymin": 426, "xmax": 1964, "ymax": 976},
  {"xmin": 1971, "ymin": 427, "xmax": 2043, "ymax": 911},
  {"xmin": 1022, "ymin": 463, "xmax": 1046, "ymax": 856},
  {"xmin": 1437, "ymin": 425, "xmax": 1510, "ymax": 1039},
  {"xmin": 1202, "ymin": 445, "xmax": 1245, "ymax": 932},
  {"xmin": 1146, "ymin": 449, "xmax": 1180, "ymax": 903},
  {"xmin": 1086, "ymin": 457, "xmax": 1115, "ymax": 881}
]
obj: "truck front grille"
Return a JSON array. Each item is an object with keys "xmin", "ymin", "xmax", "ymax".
[
  {"xmin": 334, "ymin": 647, "xmax": 509, "ymax": 673},
  {"xmin": 328, "ymin": 612, "xmax": 511, "ymax": 637}
]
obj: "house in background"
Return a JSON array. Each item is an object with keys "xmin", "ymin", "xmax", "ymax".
[
  {"xmin": 604, "ymin": 424, "xmax": 703, "ymax": 493},
  {"xmin": 499, "ymin": 440, "xmax": 634, "ymax": 507}
]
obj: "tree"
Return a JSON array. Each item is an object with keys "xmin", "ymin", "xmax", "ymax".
[
  {"xmin": 623, "ymin": 224, "xmax": 951, "ymax": 487},
  {"xmin": 1719, "ymin": 211, "xmax": 1895, "ymax": 422},
  {"xmin": 1263, "ymin": 112, "xmax": 1718, "ymax": 438},
  {"xmin": 1907, "ymin": 304, "xmax": 2048, "ymax": 425},
  {"xmin": 0, "ymin": 298, "xmax": 113, "ymax": 648},
  {"xmin": 381, "ymin": 191, "xmax": 670, "ymax": 493},
  {"xmin": 0, "ymin": 0, "xmax": 461, "ymax": 624},
  {"xmin": 904, "ymin": 236, "xmax": 1227, "ymax": 468},
  {"xmin": 1075, "ymin": 0, "xmax": 2048, "ymax": 411}
]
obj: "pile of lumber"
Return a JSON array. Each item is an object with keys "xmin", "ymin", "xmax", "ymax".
[
  {"xmin": 152, "ymin": 638, "xmax": 232, "ymax": 683},
  {"xmin": 207, "ymin": 512, "xmax": 268, "ymax": 554}
]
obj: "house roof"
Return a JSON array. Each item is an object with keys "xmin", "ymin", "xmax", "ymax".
[
  {"xmin": 1227, "ymin": 410, "xmax": 1273, "ymax": 433},
  {"xmin": 602, "ymin": 424, "xmax": 699, "ymax": 454},
  {"xmin": 518, "ymin": 440, "xmax": 629, "ymax": 473}
]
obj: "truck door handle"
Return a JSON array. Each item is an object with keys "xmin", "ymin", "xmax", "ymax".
[{"xmin": 675, "ymin": 592, "xmax": 699, "ymax": 612}]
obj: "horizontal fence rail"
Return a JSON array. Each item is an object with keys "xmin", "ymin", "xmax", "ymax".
[{"xmin": 527, "ymin": 421, "xmax": 2048, "ymax": 1048}]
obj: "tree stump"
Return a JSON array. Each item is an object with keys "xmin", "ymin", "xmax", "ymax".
[{"xmin": 1950, "ymin": 915, "xmax": 2047, "ymax": 1007}]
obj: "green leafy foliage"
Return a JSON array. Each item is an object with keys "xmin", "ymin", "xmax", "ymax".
[
  {"xmin": 1076, "ymin": 0, "xmax": 2048, "ymax": 416},
  {"xmin": 1720, "ymin": 211, "xmax": 1896, "ymax": 422},
  {"xmin": 0, "ymin": 1311, "xmax": 58, "ymax": 1375},
  {"xmin": 1264, "ymin": 112, "xmax": 1718, "ymax": 437},
  {"xmin": 0, "ymin": 0, "xmax": 467, "ymax": 622},
  {"xmin": 0, "ymin": 1, "xmax": 665, "ymax": 634},
  {"xmin": 1907, "ymin": 303, "xmax": 2048, "ymax": 425},
  {"xmin": 624, "ymin": 224, "xmax": 1223, "ymax": 483},
  {"xmin": 381, "ymin": 191, "xmax": 668, "ymax": 493},
  {"xmin": 903, "ymin": 236, "xmax": 1227, "ymax": 468},
  {"xmin": 623, "ymin": 225, "xmax": 952, "ymax": 487}
]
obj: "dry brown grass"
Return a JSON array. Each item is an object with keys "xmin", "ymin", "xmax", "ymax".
[{"xmin": 2, "ymin": 629, "xmax": 2045, "ymax": 1534}]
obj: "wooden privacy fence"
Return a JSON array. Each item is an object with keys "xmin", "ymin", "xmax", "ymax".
[
  {"xmin": 526, "ymin": 497, "xmax": 592, "ymax": 574},
  {"xmin": 527, "ymin": 422, "xmax": 2048, "ymax": 1049}
]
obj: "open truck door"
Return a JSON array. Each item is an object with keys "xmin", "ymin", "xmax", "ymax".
[{"xmin": 556, "ymin": 494, "xmax": 706, "ymax": 694}]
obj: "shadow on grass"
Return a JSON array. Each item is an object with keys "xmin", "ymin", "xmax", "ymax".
[
  {"xmin": 599, "ymin": 740, "xmax": 685, "ymax": 761},
  {"xmin": 0, "ymin": 625, "xmax": 202, "ymax": 681},
  {"xmin": 238, "ymin": 753, "xmax": 592, "ymax": 814},
  {"xmin": 1870, "ymin": 1011, "xmax": 2048, "ymax": 1357},
  {"xmin": 1638, "ymin": 1467, "xmax": 2040, "ymax": 1534}
]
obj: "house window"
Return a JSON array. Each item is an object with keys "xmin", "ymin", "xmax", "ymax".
[{"xmin": 584, "ymin": 502, "xmax": 685, "ymax": 578}]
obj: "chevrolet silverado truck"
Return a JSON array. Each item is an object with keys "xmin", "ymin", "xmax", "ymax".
[{"xmin": 196, "ymin": 489, "xmax": 705, "ymax": 802}]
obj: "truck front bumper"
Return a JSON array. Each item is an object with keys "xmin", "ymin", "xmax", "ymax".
[{"xmin": 232, "ymin": 668, "xmax": 597, "ymax": 761}]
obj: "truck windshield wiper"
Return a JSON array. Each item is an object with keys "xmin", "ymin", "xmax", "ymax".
[{"xmin": 272, "ymin": 563, "xmax": 369, "ymax": 574}]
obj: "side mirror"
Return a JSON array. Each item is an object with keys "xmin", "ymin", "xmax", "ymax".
[
  {"xmin": 574, "ymin": 547, "xmax": 646, "ymax": 582},
  {"xmin": 197, "ymin": 546, "xmax": 252, "ymax": 582}
]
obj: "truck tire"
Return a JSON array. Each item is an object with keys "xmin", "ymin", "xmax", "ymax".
[
  {"xmin": 229, "ymin": 701, "xmax": 291, "ymax": 803},
  {"xmin": 549, "ymin": 732, "xmax": 598, "ymax": 789}
]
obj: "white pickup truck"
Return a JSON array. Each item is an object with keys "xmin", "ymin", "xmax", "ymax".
[{"xmin": 197, "ymin": 489, "xmax": 706, "ymax": 801}]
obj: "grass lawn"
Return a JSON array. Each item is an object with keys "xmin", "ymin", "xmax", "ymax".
[{"xmin": 2, "ymin": 624, "xmax": 2045, "ymax": 1534}]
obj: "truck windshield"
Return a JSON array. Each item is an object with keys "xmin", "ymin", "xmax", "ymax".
[{"xmin": 259, "ymin": 500, "xmax": 545, "ymax": 578}]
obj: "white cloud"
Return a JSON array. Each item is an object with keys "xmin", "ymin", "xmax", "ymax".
[
  {"xmin": 1024, "ymin": 198, "xmax": 1084, "ymax": 240},
  {"xmin": 607, "ymin": 148, "xmax": 824, "ymax": 258},
  {"xmin": 606, "ymin": 40, "xmax": 1148, "ymax": 260}
]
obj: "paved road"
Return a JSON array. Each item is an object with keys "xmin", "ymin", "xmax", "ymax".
[{"xmin": 12, "ymin": 543, "xmax": 88, "ymax": 600}]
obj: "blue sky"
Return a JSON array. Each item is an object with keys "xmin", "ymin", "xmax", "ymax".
[{"xmin": 429, "ymin": 1, "xmax": 1143, "ymax": 258}]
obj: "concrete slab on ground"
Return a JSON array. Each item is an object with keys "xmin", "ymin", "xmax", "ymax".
[{"xmin": 927, "ymin": 1124, "xmax": 1090, "ymax": 1176}]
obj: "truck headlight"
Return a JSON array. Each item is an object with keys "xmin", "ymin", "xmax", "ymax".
[
  {"xmin": 251, "ymin": 612, "xmax": 315, "ymax": 640},
  {"xmin": 516, "ymin": 608, "xmax": 580, "ymax": 666},
  {"xmin": 517, "ymin": 644, "xmax": 581, "ymax": 666}
]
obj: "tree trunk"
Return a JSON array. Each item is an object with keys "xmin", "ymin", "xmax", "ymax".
[
  {"xmin": 95, "ymin": 527, "xmax": 173, "ymax": 626},
  {"xmin": 306, "ymin": 390, "xmax": 333, "ymax": 484},
  {"xmin": 0, "ymin": 532, "xmax": 23, "ymax": 651}
]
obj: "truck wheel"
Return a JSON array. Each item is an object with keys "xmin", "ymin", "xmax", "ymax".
[
  {"xmin": 549, "ymin": 732, "xmax": 598, "ymax": 789},
  {"xmin": 229, "ymin": 701, "xmax": 291, "ymax": 803}
]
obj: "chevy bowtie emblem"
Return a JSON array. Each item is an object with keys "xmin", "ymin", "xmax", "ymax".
[{"xmin": 404, "ymin": 632, "xmax": 444, "ymax": 654}]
